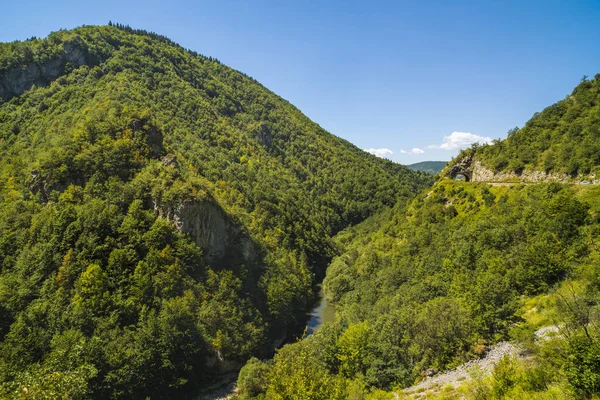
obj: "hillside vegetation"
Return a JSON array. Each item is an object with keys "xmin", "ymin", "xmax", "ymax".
[
  {"xmin": 238, "ymin": 181, "xmax": 600, "ymax": 399},
  {"xmin": 237, "ymin": 75, "xmax": 600, "ymax": 399},
  {"xmin": 0, "ymin": 24, "xmax": 433, "ymax": 399},
  {"xmin": 474, "ymin": 74, "xmax": 600, "ymax": 177}
]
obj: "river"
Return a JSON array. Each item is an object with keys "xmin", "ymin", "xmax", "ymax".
[
  {"xmin": 196, "ymin": 289, "xmax": 335, "ymax": 399},
  {"xmin": 305, "ymin": 290, "xmax": 336, "ymax": 337}
]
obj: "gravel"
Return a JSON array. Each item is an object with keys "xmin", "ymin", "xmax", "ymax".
[
  {"xmin": 401, "ymin": 325, "xmax": 561, "ymax": 397},
  {"xmin": 401, "ymin": 342, "xmax": 524, "ymax": 396}
]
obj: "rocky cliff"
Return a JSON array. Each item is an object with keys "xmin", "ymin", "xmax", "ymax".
[
  {"xmin": 471, "ymin": 161, "xmax": 600, "ymax": 184},
  {"xmin": 445, "ymin": 155, "xmax": 600, "ymax": 184},
  {"xmin": 154, "ymin": 196, "xmax": 257, "ymax": 265},
  {"xmin": 0, "ymin": 41, "xmax": 88, "ymax": 102}
]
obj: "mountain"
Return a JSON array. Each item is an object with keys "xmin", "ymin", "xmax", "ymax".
[
  {"xmin": 406, "ymin": 161, "xmax": 447, "ymax": 175},
  {"xmin": 446, "ymin": 75, "xmax": 600, "ymax": 182},
  {"xmin": 237, "ymin": 78, "xmax": 600, "ymax": 398},
  {"xmin": 240, "ymin": 180, "xmax": 600, "ymax": 398},
  {"xmin": 0, "ymin": 24, "xmax": 433, "ymax": 398}
]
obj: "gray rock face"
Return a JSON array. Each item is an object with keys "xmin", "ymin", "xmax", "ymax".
[
  {"xmin": 0, "ymin": 41, "xmax": 87, "ymax": 102},
  {"xmin": 445, "ymin": 154, "xmax": 474, "ymax": 181},
  {"xmin": 471, "ymin": 161, "xmax": 600, "ymax": 184},
  {"xmin": 446, "ymin": 156, "xmax": 600, "ymax": 184},
  {"xmin": 156, "ymin": 199, "xmax": 256, "ymax": 264},
  {"xmin": 177, "ymin": 201, "xmax": 230, "ymax": 261}
]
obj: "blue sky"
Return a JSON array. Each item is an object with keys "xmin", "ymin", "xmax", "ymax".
[{"xmin": 3, "ymin": 0, "xmax": 600, "ymax": 164}]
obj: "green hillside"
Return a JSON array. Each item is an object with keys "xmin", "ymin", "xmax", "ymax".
[
  {"xmin": 242, "ymin": 180, "xmax": 600, "ymax": 399},
  {"xmin": 0, "ymin": 24, "xmax": 433, "ymax": 398},
  {"xmin": 473, "ymin": 75, "xmax": 600, "ymax": 177},
  {"xmin": 238, "ymin": 78, "xmax": 600, "ymax": 399},
  {"xmin": 406, "ymin": 161, "xmax": 447, "ymax": 175}
]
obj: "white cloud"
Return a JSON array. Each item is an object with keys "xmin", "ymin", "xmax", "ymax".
[
  {"xmin": 400, "ymin": 148, "xmax": 425, "ymax": 155},
  {"xmin": 365, "ymin": 148, "xmax": 393, "ymax": 158},
  {"xmin": 429, "ymin": 131, "xmax": 493, "ymax": 150}
]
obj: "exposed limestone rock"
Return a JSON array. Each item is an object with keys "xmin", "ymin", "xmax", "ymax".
[
  {"xmin": 401, "ymin": 342, "xmax": 525, "ymax": 397},
  {"xmin": 445, "ymin": 154, "xmax": 474, "ymax": 181},
  {"xmin": 161, "ymin": 154, "xmax": 178, "ymax": 168},
  {"xmin": 155, "ymin": 199, "xmax": 257, "ymax": 264},
  {"xmin": 471, "ymin": 161, "xmax": 600, "ymax": 184},
  {"xmin": 445, "ymin": 156, "xmax": 600, "ymax": 184},
  {"xmin": 177, "ymin": 201, "xmax": 230, "ymax": 261},
  {"xmin": 0, "ymin": 41, "xmax": 87, "ymax": 102}
]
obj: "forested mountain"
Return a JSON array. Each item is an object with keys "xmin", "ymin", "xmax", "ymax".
[
  {"xmin": 238, "ymin": 77, "xmax": 600, "ymax": 399},
  {"xmin": 406, "ymin": 161, "xmax": 446, "ymax": 175},
  {"xmin": 240, "ymin": 181, "xmax": 600, "ymax": 399},
  {"xmin": 0, "ymin": 24, "xmax": 433, "ymax": 398},
  {"xmin": 472, "ymin": 74, "xmax": 600, "ymax": 177}
]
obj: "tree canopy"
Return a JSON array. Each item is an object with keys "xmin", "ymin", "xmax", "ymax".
[
  {"xmin": 0, "ymin": 24, "xmax": 432, "ymax": 398},
  {"xmin": 472, "ymin": 74, "xmax": 600, "ymax": 177}
]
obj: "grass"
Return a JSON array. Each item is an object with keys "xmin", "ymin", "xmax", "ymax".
[
  {"xmin": 572, "ymin": 184, "xmax": 600, "ymax": 213},
  {"xmin": 520, "ymin": 293, "xmax": 559, "ymax": 329}
]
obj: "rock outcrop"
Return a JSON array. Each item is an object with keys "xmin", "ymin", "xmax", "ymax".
[
  {"xmin": 471, "ymin": 161, "xmax": 600, "ymax": 184},
  {"xmin": 445, "ymin": 154, "xmax": 474, "ymax": 181},
  {"xmin": 0, "ymin": 41, "xmax": 88, "ymax": 102},
  {"xmin": 446, "ymin": 157, "xmax": 600, "ymax": 184},
  {"xmin": 155, "ymin": 198, "xmax": 257, "ymax": 264}
]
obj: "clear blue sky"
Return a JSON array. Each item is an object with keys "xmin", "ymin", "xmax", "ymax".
[{"xmin": 3, "ymin": 0, "xmax": 600, "ymax": 164}]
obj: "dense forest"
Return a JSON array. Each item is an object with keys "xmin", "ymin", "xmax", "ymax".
[
  {"xmin": 473, "ymin": 74, "xmax": 600, "ymax": 177},
  {"xmin": 236, "ymin": 78, "xmax": 600, "ymax": 399},
  {"xmin": 0, "ymin": 25, "xmax": 433, "ymax": 399},
  {"xmin": 238, "ymin": 181, "xmax": 600, "ymax": 399},
  {"xmin": 3, "ymin": 23, "xmax": 600, "ymax": 400}
]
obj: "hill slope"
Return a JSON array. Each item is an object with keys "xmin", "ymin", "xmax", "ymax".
[
  {"xmin": 446, "ymin": 75, "xmax": 600, "ymax": 181},
  {"xmin": 0, "ymin": 24, "xmax": 433, "ymax": 398},
  {"xmin": 238, "ymin": 180, "xmax": 599, "ymax": 398},
  {"xmin": 237, "ymin": 77, "xmax": 600, "ymax": 399}
]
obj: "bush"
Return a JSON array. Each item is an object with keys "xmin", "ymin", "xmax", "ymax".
[
  {"xmin": 564, "ymin": 337, "xmax": 600, "ymax": 397},
  {"xmin": 237, "ymin": 357, "xmax": 268, "ymax": 399},
  {"xmin": 491, "ymin": 356, "xmax": 518, "ymax": 398}
]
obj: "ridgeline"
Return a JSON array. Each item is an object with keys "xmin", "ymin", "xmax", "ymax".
[{"xmin": 0, "ymin": 24, "xmax": 433, "ymax": 399}]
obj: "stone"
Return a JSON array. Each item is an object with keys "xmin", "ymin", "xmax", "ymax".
[
  {"xmin": 445, "ymin": 156, "xmax": 600, "ymax": 184},
  {"xmin": 0, "ymin": 40, "xmax": 87, "ymax": 102},
  {"xmin": 471, "ymin": 161, "xmax": 600, "ymax": 184},
  {"xmin": 161, "ymin": 154, "xmax": 178, "ymax": 168},
  {"xmin": 154, "ymin": 197, "xmax": 257, "ymax": 264}
]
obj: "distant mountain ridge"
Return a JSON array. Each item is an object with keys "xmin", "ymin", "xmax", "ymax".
[{"xmin": 406, "ymin": 161, "xmax": 447, "ymax": 174}]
